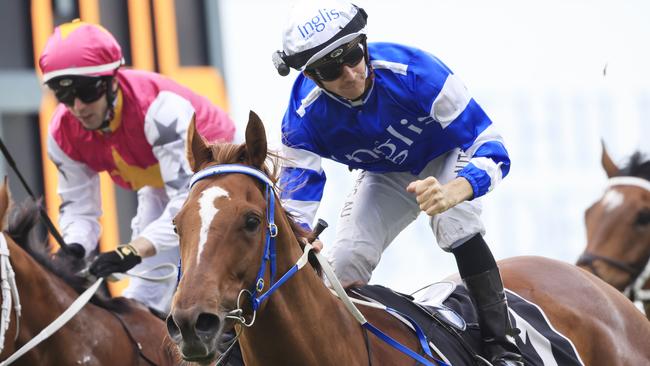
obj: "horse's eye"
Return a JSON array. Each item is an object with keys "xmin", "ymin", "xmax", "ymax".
[
  {"xmin": 635, "ymin": 209, "xmax": 650, "ymax": 227},
  {"xmin": 244, "ymin": 215, "xmax": 261, "ymax": 232}
]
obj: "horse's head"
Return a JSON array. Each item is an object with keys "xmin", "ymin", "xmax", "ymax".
[
  {"xmin": 578, "ymin": 143, "xmax": 650, "ymax": 291},
  {"xmin": 167, "ymin": 111, "xmax": 285, "ymax": 363}
]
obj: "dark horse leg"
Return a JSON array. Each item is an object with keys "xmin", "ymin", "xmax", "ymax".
[{"xmin": 452, "ymin": 234, "xmax": 523, "ymax": 366}]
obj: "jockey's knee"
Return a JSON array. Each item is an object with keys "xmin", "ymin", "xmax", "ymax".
[{"xmin": 328, "ymin": 241, "xmax": 381, "ymax": 287}]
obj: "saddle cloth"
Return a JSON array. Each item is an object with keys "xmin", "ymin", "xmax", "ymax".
[{"xmin": 350, "ymin": 283, "xmax": 584, "ymax": 366}]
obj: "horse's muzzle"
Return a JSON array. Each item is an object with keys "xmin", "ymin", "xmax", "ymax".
[{"xmin": 166, "ymin": 306, "xmax": 224, "ymax": 362}]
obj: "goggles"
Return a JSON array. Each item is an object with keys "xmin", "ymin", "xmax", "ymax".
[
  {"xmin": 306, "ymin": 41, "xmax": 365, "ymax": 82},
  {"xmin": 49, "ymin": 77, "xmax": 108, "ymax": 106}
]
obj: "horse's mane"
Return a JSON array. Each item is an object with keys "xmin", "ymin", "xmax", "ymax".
[
  {"xmin": 5, "ymin": 199, "xmax": 131, "ymax": 313},
  {"xmin": 619, "ymin": 151, "xmax": 650, "ymax": 181},
  {"xmin": 208, "ymin": 142, "xmax": 321, "ymax": 274}
]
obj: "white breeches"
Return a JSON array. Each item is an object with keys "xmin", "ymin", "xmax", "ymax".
[
  {"xmin": 121, "ymin": 187, "xmax": 178, "ymax": 315},
  {"xmin": 324, "ymin": 148, "xmax": 485, "ymax": 287}
]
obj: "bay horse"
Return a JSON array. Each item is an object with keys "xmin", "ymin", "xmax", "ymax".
[
  {"xmin": 0, "ymin": 182, "xmax": 175, "ymax": 365},
  {"xmin": 168, "ymin": 111, "xmax": 650, "ymax": 365},
  {"xmin": 577, "ymin": 144, "xmax": 650, "ymax": 318}
]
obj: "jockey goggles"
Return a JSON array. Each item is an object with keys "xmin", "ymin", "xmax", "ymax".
[
  {"xmin": 48, "ymin": 76, "xmax": 108, "ymax": 106},
  {"xmin": 305, "ymin": 37, "xmax": 366, "ymax": 81}
]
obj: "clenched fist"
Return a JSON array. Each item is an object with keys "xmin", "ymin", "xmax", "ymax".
[{"xmin": 406, "ymin": 176, "xmax": 473, "ymax": 216}]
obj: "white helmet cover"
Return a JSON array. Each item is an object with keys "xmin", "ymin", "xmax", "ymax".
[{"xmin": 279, "ymin": 0, "xmax": 367, "ymax": 71}]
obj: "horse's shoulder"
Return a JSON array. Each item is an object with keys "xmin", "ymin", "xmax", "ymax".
[{"xmin": 109, "ymin": 298, "xmax": 175, "ymax": 365}]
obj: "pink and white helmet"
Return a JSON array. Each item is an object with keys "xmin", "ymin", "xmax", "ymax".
[{"xmin": 39, "ymin": 19, "xmax": 124, "ymax": 84}]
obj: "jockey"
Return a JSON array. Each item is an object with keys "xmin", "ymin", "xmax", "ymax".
[
  {"xmin": 273, "ymin": 1, "xmax": 522, "ymax": 365},
  {"xmin": 39, "ymin": 20, "xmax": 235, "ymax": 315}
]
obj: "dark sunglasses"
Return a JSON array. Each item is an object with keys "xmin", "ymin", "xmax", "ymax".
[
  {"xmin": 51, "ymin": 79, "xmax": 107, "ymax": 106},
  {"xmin": 306, "ymin": 44, "xmax": 365, "ymax": 82}
]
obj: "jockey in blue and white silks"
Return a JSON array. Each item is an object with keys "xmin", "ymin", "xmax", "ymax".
[
  {"xmin": 279, "ymin": 42, "xmax": 509, "ymax": 230},
  {"xmin": 273, "ymin": 1, "xmax": 522, "ymax": 365}
]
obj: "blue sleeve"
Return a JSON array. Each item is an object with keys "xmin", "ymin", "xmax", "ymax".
[
  {"xmin": 411, "ymin": 50, "xmax": 511, "ymax": 198},
  {"xmin": 279, "ymin": 92, "xmax": 327, "ymax": 228}
]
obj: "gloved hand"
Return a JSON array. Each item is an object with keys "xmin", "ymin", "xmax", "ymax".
[
  {"xmin": 52, "ymin": 243, "xmax": 86, "ymax": 272},
  {"xmin": 89, "ymin": 244, "xmax": 142, "ymax": 278}
]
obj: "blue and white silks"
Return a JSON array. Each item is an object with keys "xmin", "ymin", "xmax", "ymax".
[{"xmin": 279, "ymin": 42, "xmax": 510, "ymax": 228}]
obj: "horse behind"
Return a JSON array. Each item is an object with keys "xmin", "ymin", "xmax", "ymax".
[
  {"xmin": 577, "ymin": 144, "xmax": 650, "ymax": 318},
  {"xmin": 168, "ymin": 112, "xmax": 650, "ymax": 365},
  {"xmin": 0, "ymin": 182, "xmax": 175, "ymax": 365}
]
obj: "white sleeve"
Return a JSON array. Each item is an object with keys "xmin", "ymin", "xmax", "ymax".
[
  {"xmin": 47, "ymin": 133, "xmax": 101, "ymax": 256},
  {"xmin": 139, "ymin": 91, "xmax": 195, "ymax": 253},
  {"xmin": 129, "ymin": 186, "xmax": 168, "ymax": 240}
]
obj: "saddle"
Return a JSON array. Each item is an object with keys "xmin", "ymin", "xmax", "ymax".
[{"xmin": 349, "ymin": 282, "xmax": 584, "ymax": 366}]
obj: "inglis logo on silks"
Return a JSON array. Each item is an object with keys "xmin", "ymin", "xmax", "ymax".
[
  {"xmin": 342, "ymin": 116, "xmax": 436, "ymax": 166},
  {"xmin": 297, "ymin": 8, "xmax": 341, "ymax": 39}
]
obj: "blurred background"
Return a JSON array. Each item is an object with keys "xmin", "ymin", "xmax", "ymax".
[{"xmin": 0, "ymin": 0, "xmax": 648, "ymax": 294}]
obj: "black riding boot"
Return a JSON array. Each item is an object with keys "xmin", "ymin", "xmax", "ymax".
[{"xmin": 464, "ymin": 268, "xmax": 524, "ymax": 366}]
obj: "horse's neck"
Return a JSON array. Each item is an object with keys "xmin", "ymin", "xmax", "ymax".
[
  {"xmin": 10, "ymin": 241, "xmax": 71, "ymax": 293},
  {"xmin": 8, "ymin": 241, "xmax": 93, "ymax": 332},
  {"xmin": 4, "ymin": 241, "xmax": 164, "ymax": 365},
  {"xmin": 240, "ymin": 229, "xmax": 368, "ymax": 365}
]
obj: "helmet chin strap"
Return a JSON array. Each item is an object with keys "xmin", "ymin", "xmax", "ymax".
[
  {"xmin": 93, "ymin": 76, "xmax": 118, "ymax": 132},
  {"xmin": 354, "ymin": 39, "xmax": 375, "ymax": 102}
]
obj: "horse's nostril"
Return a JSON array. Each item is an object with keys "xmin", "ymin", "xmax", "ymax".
[
  {"xmin": 166, "ymin": 315, "xmax": 181, "ymax": 341},
  {"xmin": 195, "ymin": 313, "xmax": 221, "ymax": 336}
]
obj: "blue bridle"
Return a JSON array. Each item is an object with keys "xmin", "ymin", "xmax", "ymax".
[{"xmin": 185, "ymin": 164, "xmax": 287, "ymax": 311}]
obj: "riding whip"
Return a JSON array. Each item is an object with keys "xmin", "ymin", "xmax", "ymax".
[
  {"xmin": 0, "ymin": 137, "xmax": 71, "ymax": 253},
  {"xmin": 309, "ymin": 218, "xmax": 329, "ymax": 243}
]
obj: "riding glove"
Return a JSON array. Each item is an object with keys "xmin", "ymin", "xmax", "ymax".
[{"xmin": 89, "ymin": 244, "xmax": 142, "ymax": 277}]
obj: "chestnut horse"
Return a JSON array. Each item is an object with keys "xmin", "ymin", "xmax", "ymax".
[
  {"xmin": 168, "ymin": 112, "xmax": 650, "ymax": 365},
  {"xmin": 577, "ymin": 145, "xmax": 650, "ymax": 318},
  {"xmin": 0, "ymin": 182, "xmax": 175, "ymax": 365}
]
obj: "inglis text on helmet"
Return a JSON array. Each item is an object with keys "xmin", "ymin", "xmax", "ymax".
[{"xmin": 297, "ymin": 9, "xmax": 341, "ymax": 39}]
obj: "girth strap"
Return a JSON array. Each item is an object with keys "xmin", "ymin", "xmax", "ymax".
[{"xmin": 108, "ymin": 311, "xmax": 159, "ymax": 366}]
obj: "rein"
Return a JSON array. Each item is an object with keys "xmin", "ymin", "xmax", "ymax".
[
  {"xmin": 187, "ymin": 164, "xmax": 449, "ymax": 366},
  {"xmin": 578, "ymin": 176, "xmax": 650, "ymax": 301},
  {"xmin": 0, "ymin": 277, "xmax": 104, "ymax": 366},
  {"xmin": 0, "ymin": 243, "xmax": 174, "ymax": 366},
  {"xmin": 0, "ymin": 263, "xmax": 175, "ymax": 366}
]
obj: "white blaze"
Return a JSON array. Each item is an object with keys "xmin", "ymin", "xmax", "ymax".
[
  {"xmin": 602, "ymin": 190, "xmax": 624, "ymax": 212},
  {"xmin": 197, "ymin": 186, "xmax": 229, "ymax": 265}
]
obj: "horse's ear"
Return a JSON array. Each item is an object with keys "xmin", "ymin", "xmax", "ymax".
[
  {"xmin": 245, "ymin": 111, "xmax": 267, "ymax": 169},
  {"xmin": 601, "ymin": 140, "xmax": 619, "ymax": 178},
  {"xmin": 186, "ymin": 116, "xmax": 212, "ymax": 172},
  {"xmin": 0, "ymin": 177, "xmax": 11, "ymax": 231}
]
